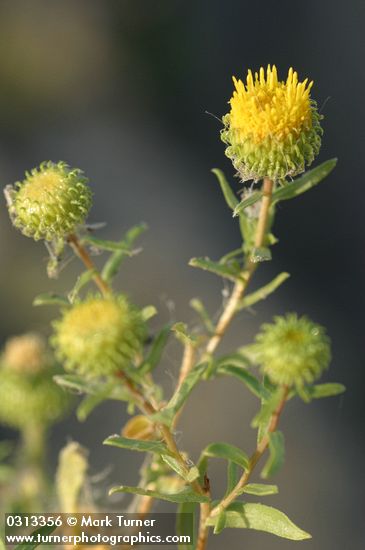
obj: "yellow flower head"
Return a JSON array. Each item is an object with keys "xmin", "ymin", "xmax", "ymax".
[
  {"xmin": 222, "ymin": 65, "xmax": 322, "ymax": 182},
  {"xmin": 7, "ymin": 161, "xmax": 92, "ymax": 241},
  {"xmin": 52, "ymin": 295, "xmax": 146, "ymax": 377},
  {"xmin": 253, "ymin": 313, "xmax": 331, "ymax": 388}
]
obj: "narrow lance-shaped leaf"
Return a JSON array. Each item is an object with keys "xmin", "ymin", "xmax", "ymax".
[
  {"xmin": 33, "ymin": 293, "xmax": 69, "ymax": 307},
  {"xmin": 53, "ymin": 374, "xmax": 98, "ymax": 394},
  {"xmin": 261, "ymin": 431, "xmax": 285, "ymax": 479},
  {"xmin": 189, "ymin": 257, "xmax": 242, "ymax": 282},
  {"xmin": 233, "ymin": 191, "xmax": 263, "ymax": 217},
  {"xmin": 102, "ymin": 223, "xmax": 147, "ymax": 282},
  {"xmin": 171, "ymin": 322, "xmax": 197, "ymax": 346},
  {"xmin": 77, "ymin": 382, "xmax": 116, "ymax": 422},
  {"xmin": 216, "ymin": 364, "xmax": 271, "ymax": 400},
  {"xmin": 308, "ymin": 383, "xmax": 346, "ymax": 399},
  {"xmin": 224, "ymin": 461, "xmax": 238, "ymax": 498},
  {"xmin": 68, "ymin": 269, "xmax": 96, "ymax": 303},
  {"xmin": 206, "ymin": 502, "xmax": 311, "ymax": 540},
  {"xmin": 213, "ymin": 511, "xmax": 227, "ymax": 535},
  {"xmin": 140, "ymin": 325, "xmax": 171, "ymax": 375},
  {"xmin": 151, "ymin": 363, "xmax": 206, "ymax": 427},
  {"xmin": 200, "ymin": 442, "xmax": 249, "ymax": 470},
  {"xmin": 238, "ymin": 272, "xmax": 290, "ymax": 310},
  {"xmin": 211, "ymin": 168, "xmax": 239, "ymax": 211},
  {"xmin": 161, "ymin": 454, "xmax": 199, "ymax": 482},
  {"xmin": 81, "ymin": 234, "xmax": 134, "ymax": 252},
  {"xmin": 190, "ymin": 298, "xmax": 214, "ymax": 333},
  {"xmin": 252, "ymin": 387, "xmax": 283, "ymax": 443},
  {"xmin": 242, "ymin": 483, "xmax": 278, "ymax": 496},
  {"xmin": 109, "ymin": 485, "xmax": 209, "ymax": 504},
  {"xmin": 103, "ymin": 435, "xmax": 174, "ymax": 456},
  {"xmin": 250, "ymin": 246, "xmax": 272, "ymax": 264},
  {"xmin": 272, "ymin": 158, "xmax": 337, "ymax": 203}
]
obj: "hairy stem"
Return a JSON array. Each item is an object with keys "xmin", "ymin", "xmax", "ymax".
[
  {"xmin": 67, "ymin": 233, "xmax": 111, "ymax": 297},
  {"xmin": 195, "ymin": 177, "xmax": 274, "ymax": 550},
  {"xmin": 116, "ymin": 371, "xmax": 205, "ymax": 496},
  {"xmin": 210, "ymin": 385, "xmax": 289, "ymax": 518}
]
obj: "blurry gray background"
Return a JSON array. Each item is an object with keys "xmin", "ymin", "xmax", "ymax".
[{"xmin": 0, "ymin": 1, "xmax": 364, "ymax": 548}]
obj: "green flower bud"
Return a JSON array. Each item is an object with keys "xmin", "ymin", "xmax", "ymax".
[
  {"xmin": 52, "ymin": 295, "xmax": 146, "ymax": 378},
  {"xmin": 254, "ymin": 313, "xmax": 331, "ymax": 387},
  {"xmin": 7, "ymin": 161, "xmax": 92, "ymax": 241},
  {"xmin": 0, "ymin": 367, "xmax": 71, "ymax": 430},
  {"xmin": 222, "ymin": 66, "xmax": 322, "ymax": 182}
]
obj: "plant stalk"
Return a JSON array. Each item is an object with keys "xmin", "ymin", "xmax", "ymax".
[
  {"xmin": 195, "ymin": 177, "xmax": 274, "ymax": 550},
  {"xmin": 67, "ymin": 233, "xmax": 111, "ymax": 297},
  {"xmin": 210, "ymin": 385, "xmax": 289, "ymax": 518}
]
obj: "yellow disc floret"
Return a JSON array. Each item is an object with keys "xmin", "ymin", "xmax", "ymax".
[
  {"xmin": 222, "ymin": 65, "xmax": 322, "ymax": 182},
  {"xmin": 7, "ymin": 161, "xmax": 92, "ymax": 241},
  {"xmin": 52, "ymin": 295, "xmax": 146, "ymax": 377}
]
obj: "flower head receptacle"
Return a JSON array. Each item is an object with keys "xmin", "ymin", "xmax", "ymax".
[
  {"xmin": 52, "ymin": 295, "xmax": 146, "ymax": 378},
  {"xmin": 221, "ymin": 65, "xmax": 322, "ymax": 182},
  {"xmin": 6, "ymin": 161, "xmax": 92, "ymax": 241},
  {"xmin": 253, "ymin": 313, "xmax": 331, "ymax": 388}
]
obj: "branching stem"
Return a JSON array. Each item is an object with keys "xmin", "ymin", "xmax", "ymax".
[
  {"xmin": 195, "ymin": 177, "xmax": 274, "ymax": 550},
  {"xmin": 210, "ymin": 385, "xmax": 289, "ymax": 518},
  {"xmin": 67, "ymin": 233, "xmax": 112, "ymax": 297}
]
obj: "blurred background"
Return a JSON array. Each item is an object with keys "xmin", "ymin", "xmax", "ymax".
[{"xmin": 0, "ymin": 0, "xmax": 364, "ymax": 548}]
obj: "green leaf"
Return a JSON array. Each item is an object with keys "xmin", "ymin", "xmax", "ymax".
[
  {"xmin": 33, "ymin": 292, "xmax": 69, "ymax": 307},
  {"xmin": 190, "ymin": 298, "xmax": 214, "ymax": 333},
  {"xmin": 239, "ymin": 273, "xmax": 290, "ymax": 309},
  {"xmin": 53, "ymin": 374, "xmax": 96, "ymax": 394},
  {"xmin": 102, "ymin": 223, "xmax": 147, "ymax": 282},
  {"xmin": 13, "ymin": 524, "xmax": 57, "ymax": 550},
  {"xmin": 68, "ymin": 270, "xmax": 96, "ymax": 303},
  {"xmin": 250, "ymin": 246, "xmax": 272, "ymax": 263},
  {"xmin": 212, "ymin": 168, "xmax": 239, "ymax": 211},
  {"xmin": 308, "ymin": 383, "xmax": 346, "ymax": 399},
  {"xmin": 213, "ymin": 510, "xmax": 227, "ymax": 534},
  {"xmin": 272, "ymin": 159, "xmax": 337, "ymax": 204},
  {"xmin": 171, "ymin": 322, "xmax": 197, "ymax": 346},
  {"xmin": 140, "ymin": 325, "xmax": 170, "ymax": 374},
  {"xmin": 216, "ymin": 364, "xmax": 270, "ymax": 400},
  {"xmin": 261, "ymin": 431, "xmax": 285, "ymax": 479},
  {"xmin": 207, "ymin": 502, "xmax": 311, "ymax": 540},
  {"xmin": 161, "ymin": 455, "xmax": 199, "ymax": 482},
  {"xmin": 177, "ymin": 502, "xmax": 197, "ymax": 550},
  {"xmin": 189, "ymin": 257, "xmax": 242, "ymax": 282},
  {"xmin": 103, "ymin": 435, "xmax": 173, "ymax": 456},
  {"xmin": 81, "ymin": 234, "xmax": 134, "ymax": 252},
  {"xmin": 152, "ymin": 363, "xmax": 206, "ymax": 426},
  {"xmin": 225, "ymin": 461, "xmax": 238, "ymax": 497},
  {"xmin": 252, "ymin": 388, "xmax": 283, "ymax": 442},
  {"xmin": 233, "ymin": 191, "xmax": 263, "ymax": 217},
  {"xmin": 109, "ymin": 485, "xmax": 209, "ymax": 503},
  {"xmin": 0, "ymin": 537, "xmax": 5, "ymax": 550},
  {"xmin": 76, "ymin": 382, "xmax": 116, "ymax": 421},
  {"xmin": 200, "ymin": 442, "xmax": 249, "ymax": 470},
  {"xmin": 242, "ymin": 483, "xmax": 278, "ymax": 496}
]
